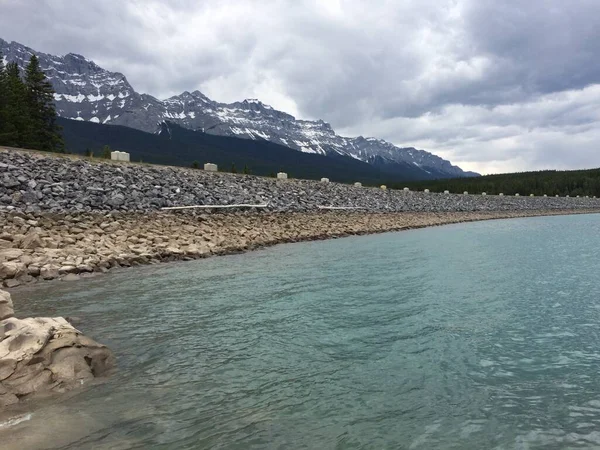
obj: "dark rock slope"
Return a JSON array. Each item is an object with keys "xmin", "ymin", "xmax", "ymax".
[{"xmin": 0, "ymin": 148, "xmax": 597, "ymax": 215}]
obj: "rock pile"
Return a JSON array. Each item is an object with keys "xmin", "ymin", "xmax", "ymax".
[
  {"xmin": 2, "ymin": 149, "xmax": 600, "ymax": 214},
  {"xmin": 1, "ymin": 209, "xmax": 599, "ymax": 288},
  {"xmin": 0, "ymin": 290, "xmax": 115, "ymax": 408}
]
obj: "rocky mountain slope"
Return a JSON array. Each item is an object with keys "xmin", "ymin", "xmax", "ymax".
[{"xmin": 1, "ymin": 38, "xmax": 478, "ymax": 179}]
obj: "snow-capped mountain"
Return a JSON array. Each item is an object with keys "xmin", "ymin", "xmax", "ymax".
[{"xmin": 0, "ymin": 38, "xmax": 478, "ymax": 178}]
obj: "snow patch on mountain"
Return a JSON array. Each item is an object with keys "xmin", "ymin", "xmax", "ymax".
[{"xmin": 0, "ymin": 37, "xmax": 478, "ymax": 179}]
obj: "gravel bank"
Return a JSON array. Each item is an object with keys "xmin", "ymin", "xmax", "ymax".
[{"xmin": 2, "ymin": 148, "xmax": 600, "ymax": 214}]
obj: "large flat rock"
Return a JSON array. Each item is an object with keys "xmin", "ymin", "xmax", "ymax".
[{"xmin": 0, "ymin": 291, "xmax": 115, "ymax": 408}]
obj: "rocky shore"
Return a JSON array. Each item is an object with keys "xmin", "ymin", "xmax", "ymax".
[
  {"xmin": 0, "ymin": 147, "xmax": 599, "ymax": 409},
  {"xmin": 1, "ymin": 209, "xmax": 600, "ymax": 289},
  {"xmin": 0, "ymin": 147, "xmax": 599, "ymax": 288}
]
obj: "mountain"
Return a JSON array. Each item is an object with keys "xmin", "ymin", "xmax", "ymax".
[
  {"xmin": 56, "ymin": 117, "xmax": 444, "ymax": 184},
  {"xmin": 0, "ymin": 38, "xmax": 478, "ymax": 179}
]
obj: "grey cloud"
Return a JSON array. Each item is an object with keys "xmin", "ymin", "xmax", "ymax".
[{"xmin": 1, "ymin": 0, "xmax": 600, "ymax": 173}]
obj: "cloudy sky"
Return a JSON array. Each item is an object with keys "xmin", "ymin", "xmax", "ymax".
[{"xmin": 2, "ymin": 0, "xmax": 600, "ymax": 174}]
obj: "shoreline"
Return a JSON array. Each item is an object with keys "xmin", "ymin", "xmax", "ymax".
[{"xmin": 2, "ymin": 208, "xmax": 599, "ymax": 290}]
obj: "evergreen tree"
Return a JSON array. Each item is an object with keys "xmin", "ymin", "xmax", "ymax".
[
  {"xmin": 230, "ymin": 163, "xmax": 237, "ymax": 173},
  {"xmin": 191, "ymin": 160, "xmax": 199, "ymax": 169},
  {"xmin": 101, "ymin": 145, "xmax": 112, "ymax": 159},
  {"xmin": 23, "ymin": 55, "xmax": 63, "ymax": 152},
  {"xmin": 0, "ymin": 62, "xmax": 28, "ymax": 147},
  {"xmin": 243, "ymin": 164, "xmax": 250, "ymax": 174},
  {"xmin": 0, "ymin": 52, "xmax": 7, "ymax": 141}
]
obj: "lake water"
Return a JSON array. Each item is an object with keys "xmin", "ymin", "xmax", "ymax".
[{"xmin": 4, "ymin": 213, "xmax": 600, "ymax": 449}]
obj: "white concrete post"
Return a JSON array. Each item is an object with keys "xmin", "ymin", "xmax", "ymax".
[
  {"xmin": 403, "ymin": 187, "xmax": 409, "ymax": 192},
  {"xmin": 515, "ymin": 193, "xmax": 520, "ymax": 196},
  {"xmin": 354, "ymin": 182, "xmax": 362, "ymax": 187},
  {"xmin": 276, "ymin": 172, "xmax": 288, "ymax": 179},
  {"xmin": 463, "ymin": 191, "xmax": 468, "ymax": 195},
  {"xmin": 380, "ymin": 185, "xmax": 387, "ymax": 190},
  {"xmin": 111, "ymin": 151, "xmax": 130, "ymax": 162},
  {"xmin": 444, "ymin": 190, "xmax": 449, "ymax": 194},
  {"xmin": 499, "ymin": 193, "xmax": 504, "ymax": 196},
  {"xmin": 424, "ymin": 189, "xmax": 430, "ymax": 193},
  {"xmin": 482, "ymin": 192, "xmax": 487, "ymax": 196},
  {"xmin": 321, "ymin": 178, "xmax": 330, "ymax": 183},
  {"xmin": 204, "ymin": 163, "xmax": 218, "ymax": 172}
]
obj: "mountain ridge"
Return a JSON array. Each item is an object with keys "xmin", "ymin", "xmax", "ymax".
[{"xmin": 0, "ymin": 37, "xmax": 478, "ymax": 179}]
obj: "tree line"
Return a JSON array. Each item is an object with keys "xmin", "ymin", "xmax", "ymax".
[
  {"xmin": 0, "ymin": 52, "xmax": 63, "ymax": 152},
  {"xmin": 392, "ymin": 168, "xmax": 600, "ymax": 197}
]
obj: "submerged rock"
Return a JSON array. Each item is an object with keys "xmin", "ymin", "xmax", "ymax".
[
  {"xmin": 0, "ymin": 290, "xmax": 115, "ymax": 408},
  {"xmin": 0, "ymin": 290, "xmax": 13, "ymax": 321}
]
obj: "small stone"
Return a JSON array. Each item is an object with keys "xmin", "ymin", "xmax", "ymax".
[
  {"xmin": 0, "ymin": 262, "xmax": 26, "ymax": 280},
  {"xmin": 3, "ymin": 278, "xmax": 21, "ymax": 288},
  {"xmin": 61, "ymin": 273, "xmax": 80, "ymax": 282},
  {"xmin": 0, "ymin": 249, "xmax": 24, "ymax": 261},
  {"xmin": 20, "ymin": 232, "xmax": 44, "ymax": 250},
  {"xmin": 58, "ymin": 265, "xmax": 77, "ymax": 274},
  {"xmin": 40, "ymin": 266, "xmax": 60, "ymax": 280},
  {"xmin": 0, "ymin": 239, "xmax": 13, "ymax": 249}
]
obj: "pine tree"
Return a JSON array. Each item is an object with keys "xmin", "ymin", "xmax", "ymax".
[
  {"xmin": 0, "ymin": 62, "xmax": 28, "ymax": 147},
  {"xmin": 0, "ymin": 52, "xmax": 8, "ymax": 142},
  {"xmin": 101, "ymin": 145, "xmax": 111, "ymax": 159},
  {"xmin": 24, "ymin": 55, "xmax": 63, "ymax": 152}
]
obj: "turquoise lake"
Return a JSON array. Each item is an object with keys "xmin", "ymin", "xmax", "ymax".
[{"xmin": 5, "ymin": 213, "xmax": 600, "ymax": 449}]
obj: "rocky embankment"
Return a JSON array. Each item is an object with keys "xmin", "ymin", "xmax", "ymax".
[
  {"xmin": 1, "ymin": 209, "xmax": 600, "ymax": 289},
  {"xmin": 0, "ymin": 148, "xmax": 600, "ymax": 289},
  {"xmin": 0, "ymin": 289, "xmax": 115, "ymax": 408},
  {"xmin": 2, "ymin": 148, "xmax": 600, "ymax": 214}
]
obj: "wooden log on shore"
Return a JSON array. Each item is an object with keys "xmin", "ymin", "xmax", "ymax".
[{"xmin": 161, "ymin": 204, "xmax": 268, "ymax": 210}]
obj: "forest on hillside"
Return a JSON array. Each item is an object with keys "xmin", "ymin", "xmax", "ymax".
[{"xmin": 394, "ymin": 168, "xmax": 600, "ymax": 197}]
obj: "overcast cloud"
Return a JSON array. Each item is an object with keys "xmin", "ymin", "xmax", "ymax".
[{"xmin": 1, "ymin": 0, "xmax": 600, "ymax": 174}]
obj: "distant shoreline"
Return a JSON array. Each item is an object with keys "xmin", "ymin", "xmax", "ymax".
[{"xmin": 2, "ymin": 209, "xmax": 599, "ymax": 290}]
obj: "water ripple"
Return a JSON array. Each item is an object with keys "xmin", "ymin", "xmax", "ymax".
[{"xmin": 4, "ymin": 213, "xmax": 600, "ymax": 449}]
